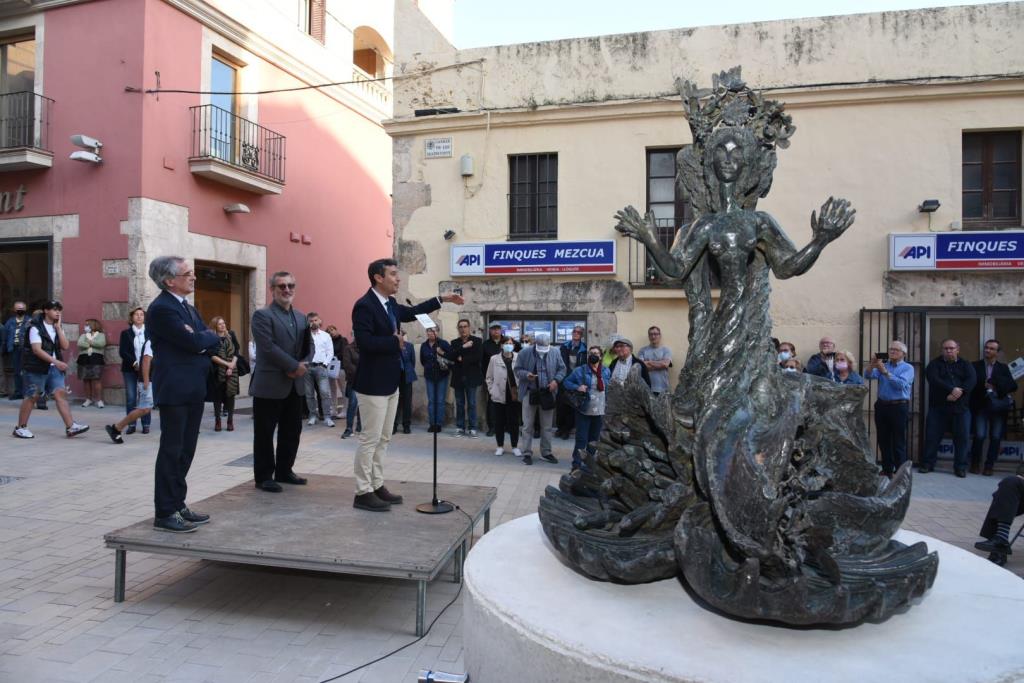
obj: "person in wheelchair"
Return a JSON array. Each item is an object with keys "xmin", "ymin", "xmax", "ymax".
[{"xmin": 975, "ymin": 462, "xmax": 1024, "ymax": 565}]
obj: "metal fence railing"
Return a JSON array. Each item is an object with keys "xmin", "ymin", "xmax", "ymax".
[
  {"xmin": 189, "ymin": 104, "xmax": 286, "ymax": 184},
  {"xmin": 0, "ymin": 91, "xmax": 53, "ymax": 152}
]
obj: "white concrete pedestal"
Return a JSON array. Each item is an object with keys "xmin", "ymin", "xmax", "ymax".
[{"xmin": 463, "ymin": 514, "xmax": 1024, "ymax": 683}]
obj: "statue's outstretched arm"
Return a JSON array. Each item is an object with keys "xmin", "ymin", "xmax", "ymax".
[
  {"xmin": 614, "ymin": 206, "xmax": 707, "ymax": 281},
  {"xmin": 760, "ymin": 197, "xmax": 855, "ymax": 279}
]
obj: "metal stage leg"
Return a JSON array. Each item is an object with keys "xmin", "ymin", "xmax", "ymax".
[
  {"xmin": 416, "ymin": 580, "xmax": 426, "ymax": 637},
  {"xmin": 114, "ymin": 549, "xmax": 126, "ymax": 603},
  {"xmin": 484, "ymin": 508, "xmax": 491, "ymax": 533}
]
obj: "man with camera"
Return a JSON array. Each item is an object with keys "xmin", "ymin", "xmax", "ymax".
[
  {"xmin": 513, "ymin": 331, "xmax": 566, "ymax": 465},
  {"xmin": 969, "ymin": 339, "xmax": 1018, "ymax": 476},
  {"xmin": 866, "ymin": 340, "xmax": 915, "ymax": 477}
]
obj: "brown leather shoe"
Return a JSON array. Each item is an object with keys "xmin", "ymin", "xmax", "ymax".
[
  {"xmin": 968, "ymin": 463, "xmax": 981, "ymax": 475},
  {"xmin": 214, "ymin": 418, "xmax": 222, "ymax": 432},
  {"xmin": 226, "ymin": 419, "xmax": 234, "ymax": 432},
  {"xmin": 374, "ymin": 486, "xmax": 403, "ymax": 504}
]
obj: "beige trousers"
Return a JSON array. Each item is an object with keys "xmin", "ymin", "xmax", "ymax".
[{"xmin": 353, "ymin": 390, "xmax": 399, "ymax": 495}]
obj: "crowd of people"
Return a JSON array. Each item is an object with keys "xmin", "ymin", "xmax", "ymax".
[{"xmin": 1, "ymin": 260, "xmax": 1020, "ymax": 543}]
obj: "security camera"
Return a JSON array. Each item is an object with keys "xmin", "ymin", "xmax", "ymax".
[
  {"xmin": 70, "ymin": 134, "xmax": 103, "ymax": 150},
  {"xmin": 69, "ymin": 150, "xmax": 102, "ymax": 164}
]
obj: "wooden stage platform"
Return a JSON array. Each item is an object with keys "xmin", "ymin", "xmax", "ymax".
[{"xmin": 103, "ymin": 475, "xmax": 497, "ymax": 635}]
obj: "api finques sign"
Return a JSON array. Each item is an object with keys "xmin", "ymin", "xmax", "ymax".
[
  {"xmin": 450, "ymin": 240, "xmax": 615, "ymax": 276},
  {"xmin": 889, "ymin": 231, "xmax": 1024, "ymax": 271}
]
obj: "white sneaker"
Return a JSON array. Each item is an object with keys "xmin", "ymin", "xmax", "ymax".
[
  {"xmin": 96, "ymin": 400, "xmax": 105, "ymax": 409},
  {"xmin": 12, "ymin": 426, "xmax": 33, "ymax": 439},
  {"xmin": 81, "ymin": 399, "xmax": 92, "ymax": 408},
  {"xmin": 307, "ymin": 417, "xmax": 316, "ymax": 426},
  {"xmin": 468, "ymin": 429, "xmax": 479, "ymax": 438},
  {"xmin": 66, "ymin": 423, "xmax": 90, "ymax": 438},
  {"xmin": 512, "ymin": 447, "xmax": 523, "ymax": 457},
  {"xmin": 494, "ymin": 447, "xmax": 504, "ymax": 456},
  {"xmin": 453, "ymin": 429, "xmax": 465, "ymax": 437},
  {"xmin": 325, "ymin": 418, "xmax": 336, "ymax": 428}
]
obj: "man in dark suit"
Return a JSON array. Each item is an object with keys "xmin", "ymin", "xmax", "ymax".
[
  {"xmin": 250, "ymin": 271, "xmax": 313, "ymax": 492},
  {"xmin": 970, "ymin": 339, "xmax": 1019, "ymax": 476},
  {"xmin": 350, "ymin": 258, "xmax": 464, "ymax": 511},
  {"xmin": 147, "ymin": 256, "xmax": 221, "ymax": 533}
]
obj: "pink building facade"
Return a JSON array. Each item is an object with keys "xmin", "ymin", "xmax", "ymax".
[{"xmin": 0, "ymin": 0, "xmax": 404, "ymax": 401}]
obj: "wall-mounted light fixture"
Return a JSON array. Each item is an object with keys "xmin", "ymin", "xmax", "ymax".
[
  {"xmin": 224, "ymin": 203, "xmax": 250, "ymax": 214},
  {"xmin": 443, "ymin": 229, "xmax": 456, "ymax": 241},
  {"xmin": 69, "ymin": 134, "xmax": 103, "ymax": 163},
  {"xmin": 918, "ymin": 199, "xmax": 940, "ymax": 213}
]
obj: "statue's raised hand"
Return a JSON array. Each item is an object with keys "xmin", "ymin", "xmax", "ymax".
[
  {"xmin": 810, "ymin": 197, "xmax": 855, "ymax": 244},
  {"xmin": 615, "ymin": 206, "xmax": 657, "ymax": 245}
]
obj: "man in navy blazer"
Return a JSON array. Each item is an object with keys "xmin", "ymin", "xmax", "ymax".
[
  {"xmin": 350, "ymin": 258, "xmax": 464, "ymax": 511},
  {"xmin": 147, "ymin": 256, "xmax": 221, "ymax": 533}
]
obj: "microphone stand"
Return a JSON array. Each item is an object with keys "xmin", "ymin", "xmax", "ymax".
[{"xmin": 417, "ymin": 428, "xmax": 453, "ymax": 514}]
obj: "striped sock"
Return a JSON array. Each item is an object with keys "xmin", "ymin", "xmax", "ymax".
[{"xmin": 995, "ymin": 522, "xmax": 1011, "ymax": 544}]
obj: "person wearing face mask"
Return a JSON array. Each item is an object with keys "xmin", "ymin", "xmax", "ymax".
[
  {"xmin": 76, "ymin": 318, "xmax": 107, "ymax": 408},
  {"xmin": 485, "ymin": 336, "xmax": 522, "ymax": 457},
  {"xmin": 781, "ymin": 358, "xmax": 803, "ymax": 373},
  {"xmin": 777, "ymin": 341, "xmax": 797, "ymax": 367},
  {"xmin": 3, "ymin": 301, "xmax": 29, "ymax": 400},
  {"xmin": 513, "ymin": 331, "xmax": 566, "ymax": 465},
  {"xmin": 830, "ymin": 350, "xmax": 863, "ymax": 385},
  {"xmin": 562, "ymin": 345, "xmax": 612, "ymax": 472}
]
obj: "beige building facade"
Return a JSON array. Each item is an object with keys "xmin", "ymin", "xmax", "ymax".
[{"xmin": 387, "ymin": 2, "xmax": 1024, "ymax": 456}]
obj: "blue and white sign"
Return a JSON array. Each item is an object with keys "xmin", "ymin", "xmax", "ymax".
[
  {"xmin": 890, "ymin": 231, "xmax": 1024, "ymax": 270},
  {"xmin": 450, "ymin": 240, "xmax": 616, "ymax": 276}
]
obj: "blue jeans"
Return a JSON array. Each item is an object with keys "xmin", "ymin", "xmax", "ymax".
[
  {"xmin": 425, "ymin": 376, "xmax": 449, "ymax": 427},
  {"xmin": 345, "ymin": 386, "xmax": 361, "ymax": 429},
  {"xmin": 453, "ymin": 383, "xmax": 477, "ymax": 431},
  {"xmin": 24, "ymin": 365, "xmax": 65, "ymax": 397},
  {"xmin": 972, "ymin": 409, "xmax": 1008, "ymax": 468},
  {"xmin": 122, "ymin": 371, "xmax": 151, "ymax": 427},
  {"xmin": 923, "ymin": 406, "xmax": 971, "ymax": 471},
  {"xmin": 573, "ymin": 412, "xmax": 603, "ymax": 469}
]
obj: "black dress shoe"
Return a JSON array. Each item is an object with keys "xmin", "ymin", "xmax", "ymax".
[
  {"xmin": 374, "ymin": 486, "xmax": 403, "ymax": 504},
  {"xmin": 154, "ymin": 512, "xmax": 197, "ymax": 533},
  {"xmin": 275, "ymin": 472, "xmax": 307, "ymax": 485},
  {"xmin": 523, "ymin": 455, "xmax": 533, "ymax": 466},
  {"xmin": 403, "ymin": 426, "xmax": 411, "ymax": 434},
  {"xmin": 256, "ymin": 480, "xmax": 283, "ymax": 492},
  {"xmin": 486, "ymin": 429, "xmax": 494, "ymax": 437},
  {"xmin": 975, "ymin": 538, "xmax": 1012, "ymax": 555},
  {"xmin": 125, "ymin": 425, "xmax": 137, "ymax": 435},
  {"xmin": 180, "ymin": 507, "xmax": 210, "ymax": 525},
  {"xmin": 541, "ymin": 453, "xmax": 558, "ymax": 464},
  {"xmin": 917, "ymin": 465, "xmax": 933, "ymax": 473},
  {"xmin": 353, "ymin": 491, "xmax": 391, "ymax": 511},
  {"xmin": 954, "ymin": 469, "xmax": 967, "ymax": 478}
]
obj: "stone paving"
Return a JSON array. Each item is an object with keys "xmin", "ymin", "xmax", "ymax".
[{"xmin": 0, "ymin": 399, "xmax": 1020, "ymax": 682}]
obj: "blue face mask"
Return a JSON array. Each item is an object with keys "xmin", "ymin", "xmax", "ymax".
[
  {"xmin": 778, "ymin": 350, "xmax": 791, "ymax": 361},
  {"xmin": 502, "ymin": 344, "xmax": 514, "ymax": 353}
]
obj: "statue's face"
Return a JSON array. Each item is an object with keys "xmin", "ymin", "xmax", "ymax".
[{"xmin": 712, "ymin": 139, "xmax": 743, "ymax": 182}]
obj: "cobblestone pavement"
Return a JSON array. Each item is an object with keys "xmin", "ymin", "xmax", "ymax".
[{"xmin": 0, "ymin": 399, "xmax": 1020, "ymax": 682}]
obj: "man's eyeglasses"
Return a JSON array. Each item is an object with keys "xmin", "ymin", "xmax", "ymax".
[{"xmin": 275, "ymin": 283, "xmax": 297, "ymax": 290}]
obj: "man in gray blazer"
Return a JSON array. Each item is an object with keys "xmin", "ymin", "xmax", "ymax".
[{"xmin": 250, "ymin": 271, "xmax": 312, "ymax": 492}]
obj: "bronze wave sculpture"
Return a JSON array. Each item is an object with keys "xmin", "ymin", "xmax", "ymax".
[{"xmin": 538, "ymin": 67, "xmax": 938, "ymax": 625}]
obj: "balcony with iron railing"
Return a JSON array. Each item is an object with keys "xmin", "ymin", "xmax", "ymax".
[
  {"xmin": 188, "ymin": 104, "xmax": 286, "ymax": 195},
  {"xmin": 0, "ymin": 91, "xmax": 54, "ymax": 171},
  {"xmin": 626, "ymin": 218, "xmax": 683, "ymax": 288}
]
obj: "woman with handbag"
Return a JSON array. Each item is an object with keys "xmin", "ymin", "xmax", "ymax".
[
  {"xmin": 485, "ymin": 335, "xmax": 522, "ymax": 457},
  {"xmin": 209, "ymin": 316, "xmax": 240, "ymax": 431},
  {"xmin": 562, "ymin": 345, "xmax": 611, "ymax": 472},
  {"xmin": 76, "ymin": 318, "xmax": 107, "ymax": 408}
]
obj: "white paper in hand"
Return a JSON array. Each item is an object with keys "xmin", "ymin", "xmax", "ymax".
[{"xmin": 415, "ymin": 313, "xmax": 437, "ymax": 330}]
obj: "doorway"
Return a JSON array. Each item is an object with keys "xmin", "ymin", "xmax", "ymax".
[
  {"xmin": 0, "ymin": 238, "xmax": 50, "ymax": 313},
  {"xmin": 927, "ymin": 311, "xmax": 1024, "ymax": 461},
  {"xmin": 193, "ymin": 262, "xmax": 250, "ymax": 352}
]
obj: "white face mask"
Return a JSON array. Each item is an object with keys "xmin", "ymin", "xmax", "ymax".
[
  {"xmin": 83, "ymin": 325, "xmax": 92, "ymax": 334},
  {"xmin": 784, "ymin": 367, "xmax": 798, "ymax": 373},
  {"xmin": 778, "ymin": 350, "xmax": 791, "ymax": 361},
  {"xmin": 502, "ymin": 344, "xmax": 514, "ymax": 353},
  {"xmin": 536, "ymin": 346, "xmax": 549, "ymax": 354}
]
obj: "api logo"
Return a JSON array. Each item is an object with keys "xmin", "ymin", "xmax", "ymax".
[
  {"xmin": 891, "ymin": 234, "xmax": 935, "ymax": 270},
  {"xmin": 451, "ymin": 245, "xmax": 485, "ymax": 275}
]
